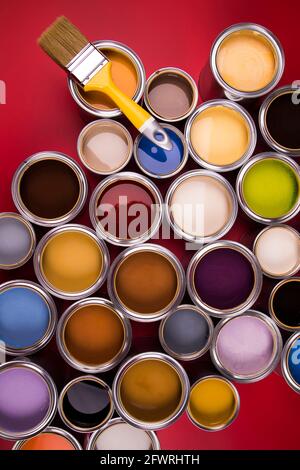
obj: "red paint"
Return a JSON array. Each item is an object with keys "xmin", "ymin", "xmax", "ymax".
[{"xmin": 0, "ymin": 0, "xmax": 300, "ymax": 451}]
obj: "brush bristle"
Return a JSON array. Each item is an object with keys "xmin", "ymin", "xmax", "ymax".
[{"xmin": 38, "ymin": 16, "xmax": 89, "ymax": 68}]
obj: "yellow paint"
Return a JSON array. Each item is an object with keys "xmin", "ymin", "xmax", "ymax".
[
  {"xmin": 188, "ymin": 377, "xmax": 237, "ymax": 429},
  {"xmin": 190, "ymin": 105, "xmax": 250, "ymax": 166},
  {"xmin": 41, "ymin": 231, "xmax": 103, "ymax": 292},
  {"xmin": 216, "ymin": 30, "xmax": 277, "ymax": 92}
]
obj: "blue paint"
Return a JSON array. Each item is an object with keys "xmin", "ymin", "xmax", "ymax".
[
  {"xmin": 0, "ymin": 287, "xmax": 50, "ymax": 349},
  {"xmin": 136, "ymin": 128, "xmax": 184, "ymax": 176},
  {"xmin": 288, "ymin": 337, "xmax": 300, "ymax": 385}
]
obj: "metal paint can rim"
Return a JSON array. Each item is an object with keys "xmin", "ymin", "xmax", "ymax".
[
  {"xmin": 12, "ymin": 426, "xmax": 82, "ymax": 450},
  {"xmin": 236, "ymin": 152, "xmax": 300, "ymax": 225},
  {"xmin": 11, "ymin": 152, "xmax": 88, "ymax": 228},
  {"xmin": 56, "ymin": 297, "xmax": 132, "ymax": 373},
  {"xmin": 143, "ymin": 66, "xmax": 199, "ymax": 122},
  {"xmin": 281, "ymin": 331, "xmax": 300, "ymax": 394},
  {"xmin": 210, "ymin": 22, "xmax": 285, "ymax": 100},
  {"xmin": 108, "ymin": 243, "xmax": 186, "ymax": 322},
  {"xmin": 112, "ymin": 351, "xmax": 190, "ymax": 430},
  {"xmin": 187, "ymin": 240, "xmax": 263, "ymax": 318},
  {"xmin": 184, "ymin": 99, "xmax": 257, "ymax": 172},
  {"xmin": 210, "ymin": 310, "xmax": 283, "ymax": 383},
  {"xmin": 159, "ymin": 303, "xmax": 214, "ymax": 361},
  {"xmin": 33, "ymin": 224, "xmax": 110, "ymax": 300}
]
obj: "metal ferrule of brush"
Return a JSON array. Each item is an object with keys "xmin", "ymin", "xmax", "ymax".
[{"xmin": 67, "ymin": 44, "xmax": 108, "ymax": 86}]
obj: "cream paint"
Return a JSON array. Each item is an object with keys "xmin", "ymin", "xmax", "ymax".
[
  {"xmin": 170, "ymin": 175, "xmax": 233, "ymax": 237},
  {"xmin": 95, "ymin": 422, "xmax": 153, "ymax": 450},
  {"xmin": 190, "ymin": 105, "xmax": 250, "ymax": 166},
  {"xmin": 255, "ymin": 226, "xmax": 300, "ymax": 277},
  {"xmin": 216, "ymin": 30, "xmax": 277, "ymax": 92},
  {"xmin": 80, "ymin": 122, "xmax": 131, "ymax": 174}
]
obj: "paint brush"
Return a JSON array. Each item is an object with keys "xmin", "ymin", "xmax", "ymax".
[{"xmin": 38, "ymin": 16, "xmax": 172, "ymax": 150}]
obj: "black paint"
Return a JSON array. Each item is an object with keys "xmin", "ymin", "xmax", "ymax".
[
  {"xmin": 272, "ymin": 280, "xmax": 300, "ymax": 328},
  {"xmin": 266, "ymin": 91, "xmax": 300, "ymax": 150}
]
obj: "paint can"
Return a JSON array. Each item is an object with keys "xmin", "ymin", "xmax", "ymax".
[
  {"xmin": 259, "ymin": 85, "xmax": 300, "ymax": 157},
  {"xmin": 89, "ymin": 172, "xmax": 163, "ymax": 246},
  {"xmin": 112, "ymin": 352, "xmax": 190, "ymax": 430},
  {"xmin": 12, "ymin": 152, "xmax": 88, "ymax": 227},
  {"xmin": 108, "ymin": 243, "xmax": 185, "ymax": 322},
  {"xmin": 159, "ymin": 304, "xmax": 214, "ymax": 361},
  {"xmin": 269, "ymin": 278, "xmax": 300, "ymax": 331},
  {"xmin": 281, "ymin": 331, "xmax": 300, "ymax": 394},
  {"xmin": 0, "ymin": 212, "xmax": 36, "ymax": 270},
  {"xmin": 58, "ymin": 376, "xmax": 114, "ymax": 433},
  {"xmin": 201, "ymin": 23, "xmax": 284, "ymax": 102},
  {"xmin": 0, "ymin": 280, "xmax": 57, "ymax": 356},
  {"xmin": 34, "ymin": 224, "xmax": 110, "ymax": 300},
  {"xmin": 253, "ymin": 224, "xmax": 300, "ymax": 279},
  {"xmin": 68, "ymin": 40, "xmax": 146, "ymax": 118},
  {"xmin": 133, "ymin": 123, "xmax": 188, "ymax": 179},
  {"xmin": 0, "ymin": 360, "xmax": 57, "ymax": 440},
  {"xmin": 77, "ymin": 119, "xmax": 133, "ymax": 175},
  {"xmin": 143, "ymin": 67, "xmax": 198, "ymax": 122},
  {"xmin": 12, "ymin": 426, "xmax": 82, "ymax": 450},
  {"xmin": 210, "ymin": 310, "xmax": 282, "ymax": 382},
  {"xmin": 86, "ymin": 417, "xmax": 160, "ymax": 450},
  {"xmin": 187, "ymin": 240, "xmax": 263, "ymax": 318},
  {"xmin": 236, "ymin": 153, "xmax": 300, "ymax": 224},
  {"xmin": 187, "ymin": 375, "xmax": 240, "ymax": 431},
  {"xmin": 165, "ymin": 169, "xmax": 238, "ymax": 244},
  {"xmin": 56, "ymin": 297, "xmax": 132, "ymax": 373},
  {"xmin": 185, "ymin": 99, "xmax": 257, "ymax": 172}
]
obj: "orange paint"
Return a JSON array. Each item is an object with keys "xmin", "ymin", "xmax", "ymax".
[
  {"xmin": 19, "ymin": 432, "xmax": 75, "ymax": 450},
  {"xmin": 78, "ymin": 48, "xmax": 138, "ymax": 110}
]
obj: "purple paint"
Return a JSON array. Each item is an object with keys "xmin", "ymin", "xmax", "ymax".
[
  {"xmin": 194, "ymin": 248, "xmax": 254, "ymax": 309},
  {"xmin": 216, "ymin": 316, "xmax": 275, "ymax": 376},
  {"xmin": 0, "ymin": 367, "xmax": 50, "ymax": 434}
]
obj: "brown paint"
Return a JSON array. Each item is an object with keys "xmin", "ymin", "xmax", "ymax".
[
  {"xmin": 114, "ymin": 251, "xmax": 178, "ymax": 314},
  {"xmin": 64, "ymin": 304, "xmax": 125, "ymax": 366}
]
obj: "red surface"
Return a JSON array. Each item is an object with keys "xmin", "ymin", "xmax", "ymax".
[{"xmin": 1, "ymin": 0, "xmax": 300, "ymax": 450}]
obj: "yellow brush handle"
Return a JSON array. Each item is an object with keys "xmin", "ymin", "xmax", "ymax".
[{"xmin": 84, "ymin": 62, "xmax": 151, "ymax": 129}]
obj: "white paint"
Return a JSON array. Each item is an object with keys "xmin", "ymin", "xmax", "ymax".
[{"xmin": 95, "ymin": 422, "xmax": 153, "ymax": 450}]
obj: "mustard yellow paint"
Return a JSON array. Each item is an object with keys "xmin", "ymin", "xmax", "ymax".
[
  {"xmin": 190, "ymin": 105, "xmax": 250, "ymax": 166},
  {"xmin": 216, "ymin": 30, "xmax": 277, "ymax": 92},
  {"xmin": 41, "ymin": 231, "xmax": 103, "ymax": 292},
  {"xmin": 188, "ymin": 377, "xmax": 237, "ymax": 429}
]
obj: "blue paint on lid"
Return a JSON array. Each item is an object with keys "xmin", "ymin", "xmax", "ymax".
[
  {"xmin": 0, "ymin": 287, "xmax": 50, "ymax": 349},
  {"xmin": 288, "ymin": 337, "xmax": 300, "ymax": 385},
  {"xmin": 136, "ymin": 128, "xmax": 184, "ymax": 176}
]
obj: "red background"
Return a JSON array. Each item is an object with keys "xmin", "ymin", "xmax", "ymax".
[{"xmin": 1, "ymin": 0, "xmax": 300, "ymax": 450}]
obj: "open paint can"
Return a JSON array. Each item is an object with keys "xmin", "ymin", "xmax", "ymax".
[
  {"xmin": 0, "ymin": 360, "xmax": 57, "ymax": 440},
  {"xmin": 143, "ymin": 67, "xmax": 198, "ymax": 122},
  {"xmin": 108, "ymin": 244, "xmax": 185, "ymax": 322},
  {"xmin": 259, "ymin": 85, "xmax": 300, "ymax": 157},
  {"xmin": 112, "ymin": 352, "xmax": 190, "ymax": 430},
  {"xmin": 281, "ymin": 331, "xmax": 300, "ymax": 394},
  {"xmin": 236, "ymin": 153, "xmax": 300, "ymax": 224},
  {"xmin": 12, "ymin": 152, "xmax": 88, "ymax": 227},
  {"xmin": 187, "ymin": 240, "xmax": 262, "ymax": 318},
  {"xmin": 87, "ymin": 417, "xmax": 160, "ymax": 450},
  {"xmin": 13, "ymin": 426, "xmax": 82, "ymax": 450},
  {"xmin": 185, "ymin": 100, "xmax": 256, "ymax": 172},
  {"xmin": 165, "ymin": 169, "xmax": 238, "ymax": 244},
  {"xmin": 56, "ymin": 297, "xmax": 132, "ymax": 373},
  {"xmin": 0, "ymin": 280, "xmax": 57, "ymax": 356},
  {"xmin": 159, "ymin": 304, "xmax": 214, "ymax": 361},
  {"xmin": 133, "ymin": 124, "xmax": 188, "ymax": 179},
  {"xmin": 210, "ymin": 310, "xmax": 282, "ymax": 382},
  {"xmin": 77, "ymin": 119, "xmax": 133, "ymax": 175},
  {"xmin": 58, "ymin": 376, "xmax": 114, "ymax": 433},
  {"xmin": 68, "ymin": 40, "xmax": 145, "ymax": 118},
  {"xmin": 89, "ymin": 172, "xmax": 163, "ymax": 246},
  {"xmin": 34, "ymin": 224, "xmax": 109, "ymax": 300},
  {"xmin": 209, "ymin": 23, "xmax": 284, "ymax": 101},
  {"xmin": 269, "ymin": 278, "xmax": 300, "ymax": 331},
  {"xmin": 0, "ymin": 212, "xmax": 36, "ymax": 270},
  {"xmin": 187, "ymin": 375, "xmax": 240, "ymax": 431},
  {"xmin": 253, "ymin": 225, "xmax": 300, "ymax": 279}
]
